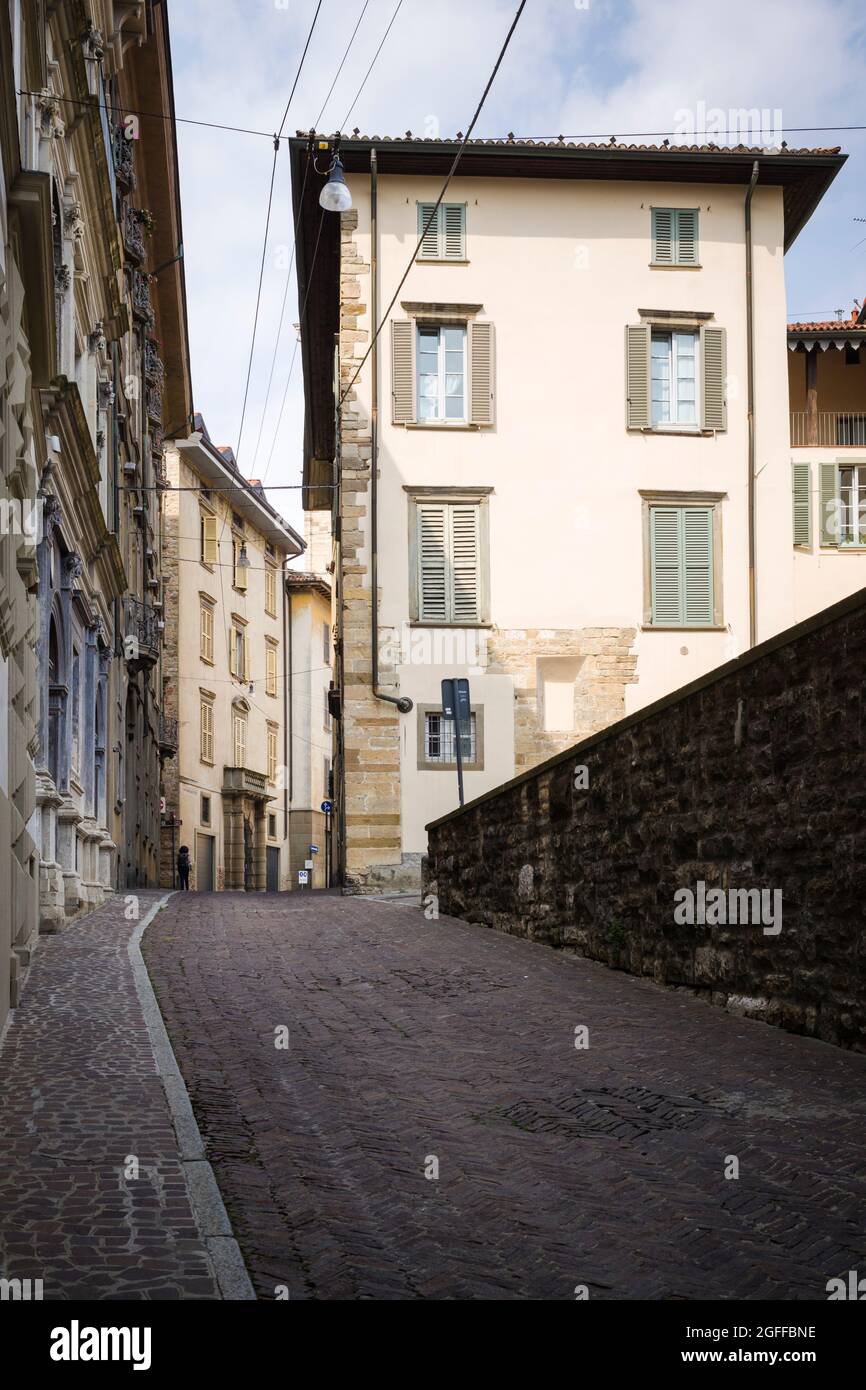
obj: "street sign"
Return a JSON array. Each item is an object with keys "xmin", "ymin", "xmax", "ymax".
[
  {"xmin": 320, "ymin": 800, "xmax": 332, "ymax": 814},
  {"xmin": 305, "ymin": 859, "xmax": 314, "ymax": 870},
  {"xmin": 441, "ymin": 677, "xmax": 471, "ymax": 807},
  {"xmin": 298, "ymin": 869, "xmax": 309, "ymax": 886},
  {"xmin": 310, "ymin": 845, "xmax": 319, "ymax": 854}
]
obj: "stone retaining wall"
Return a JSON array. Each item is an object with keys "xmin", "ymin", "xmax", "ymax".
[{"xmin": 425, "ymin": 587, "xmax": 866, "ymax": 1050}]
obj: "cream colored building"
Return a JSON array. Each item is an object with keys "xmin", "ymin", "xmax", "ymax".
[
  {"xmin": 286, "ymin": 562, "xmax": 333, "ymax": 888},
  {"xmin": 160, "ymin": 421, "xmax": 303, "ymax": 891},
  {"xmin": 787, "ymin": 303, "xmax": 866, "ymax": 617},
  {"xmin": 292, "ymin": 135, "xmax": 853, "ymax": 893}
]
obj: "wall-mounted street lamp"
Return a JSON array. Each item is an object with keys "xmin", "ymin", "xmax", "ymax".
[{"xmin": 319, "ymin": 153, "xmax": 352, "ymax": 213}]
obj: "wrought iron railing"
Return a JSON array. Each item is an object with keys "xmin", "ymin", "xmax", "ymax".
[
  {"xmin": 123, "ymin": 206, "xmax": 146, "ymax": 264},
  {"xmin": 112, "ymin": 126, "xmax": 135, "ymax": 189},
  {"xmin": 159, "ymin": 715, "xmax": 178, "ymax": 754},
  {"xmin": 124, "ymin": 596, "xmax": 160, "ymax": 661},
  {"xmin": 790, "ymin": 412, "xmax": 866, "ymax": 447},
  {"xmin": 131, "ymin": 270, "xmax": 154, "ymax": 328}
]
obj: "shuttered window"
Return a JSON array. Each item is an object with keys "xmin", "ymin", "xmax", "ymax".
[
  {"xmin": 200, "ymin": 699, "xmax": 214, "ymax": 764},
  {"xmin": 652, "ymin": 208, "xmax": 699, "ymax": 265},
  {"xmin": 416, "ymin": 202, "xmax": 466, "ymax": 260},
  {"xmin": 233, "ymin": 537, "xmax": 248, "ymax": 591},
  {"xmin": 200, "ymin": 600, "xmax": 214, "ymax": 662},
  {"xmin": 229, "ymin": 625, "xmax": 248, "ymax": 681},
  {"xmin": 201, "ymin": 512, "xmax": 218, "ymax": 566},
  {"xmin": 791, "ymin": 461, "xmax": 812, "ymax": 546},
  {"xmin": 414, "ymin": 500, "xmax": 486, "ymax": 624},
  {"xmin": 266, "ymin": 642, "xmax": 277, "ymax": 696},
  {"xmin": 267, "ymin": 725, "xmax": 278, "ymax": 783},
  {"xmin": 265, "ymin": 564, "xmax": 276, "ymax": 616},
  {"xmin": 627, "ymin": 323, "xmax": 726, "ymax": 431},
  {"xmin": 393, "ymin": 318, "xmax": 494, "ymax": 426},
  {"xmin": 233, "ymin": 713, "xmax": 247, "ymax": 769},
  {"xmin": 649, "ymin": 505, "xmax": 715, "ymax": 627}
]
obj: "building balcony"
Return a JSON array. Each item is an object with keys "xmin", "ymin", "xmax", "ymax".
[
  {"xmin": 146, "ymin": 381, "xmax": 163, "ymax": 427},
  {"xmin": 131, "ymin": 270, "xmax": 154, "ymax": 328},
  {"xmin": 790, "ymin": 412, "xmax": 866, "ymax": 448},
  {"xmin": 123, "ymin": 207, "xmax": 147, "ymax": 264},
  {"xmin": 112, "ymin": 126, "xmax": 135, "ymax": 190},
  {"xmin": 144, "ymin": 339, "xmax": 165, "ymax": 387},
  {"xmin": 123, "ymin": 596, "xmax": 160, "ymax": 668},
  {"xmin": 222, "ymin": 766, "xmax": 271, "ymax": 801},
  {"xmin": 159, "ymin": 715, "xmax": 178, "ymax": 758}
]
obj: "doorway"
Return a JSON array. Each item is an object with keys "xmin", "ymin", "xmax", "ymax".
[
  {"xmin": 266, "ymin": 846, "xmax": 280, "ymax": 893},
  {"xmin": 196, "ymin": 833, "xmax": 215, "ymax": 892}
]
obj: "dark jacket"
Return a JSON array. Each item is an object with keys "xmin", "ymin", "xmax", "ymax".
[{"xmin": 177, "ymin": 850, "xmax": 191, "ymax": 875}]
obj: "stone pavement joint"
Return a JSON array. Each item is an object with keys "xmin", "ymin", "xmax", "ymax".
[{"xmin": 143, "ymin": 890, "xmax": 866, "ymax": 1301}]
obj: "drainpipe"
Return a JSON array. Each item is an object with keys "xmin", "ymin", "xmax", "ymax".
[
  {"xmin": 745, "ymin": 159, "xmax": 759, "ymax": 648},
  {"xmin": 369, "ymin": 147, "xmax": 412, "ymax": 715}
]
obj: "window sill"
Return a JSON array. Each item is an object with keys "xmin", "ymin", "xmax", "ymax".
[
  {"xmin": 641, "ymin": 624, "xmax": 726, "ymax": 632},
  {"xmin": 414, "ymin": 259, "xmax": 470, "ymax": 266},
  {"xmin": 630, "ymin": 427, "xmax": 715, "ymax": 437},
  {"xmin": 419, "ymin": 762, "xmax": 484, "ymax": 773},
  {"xmin": 403, "ymin": 422, "xmax": 483, "ymax": 431},
  {"xmin": 649, "ymin": 262, "xmax": 703, "ymax": 270},
  {"xmin": 409, "ymin": 620, "xmax": 492, "ymax": 629}
]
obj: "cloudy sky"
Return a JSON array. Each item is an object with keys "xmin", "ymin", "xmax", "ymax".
[{"xmin": 168, "ymin": 0, "xmax": 866, "ymax": 534}]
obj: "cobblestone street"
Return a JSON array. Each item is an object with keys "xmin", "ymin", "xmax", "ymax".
[
  {"xmin": 143, "ymin": 891, "xmax": 866, "ymax": 1301},
  {"xmin": 0, "ymin": 893, "xmax": 220, "ymax": 1300}
]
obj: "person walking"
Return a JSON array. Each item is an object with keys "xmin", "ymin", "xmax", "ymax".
[{"xmin": 177, "ymin": 844, "xmax": 191, "ymax": 891}]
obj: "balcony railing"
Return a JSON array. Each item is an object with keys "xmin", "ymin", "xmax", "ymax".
[
  {"xmin": 159, "ymin": 715, "xmax": 178, "ymax": 757},
  {"xmin": 146, "ymin": 381, "xmax": 162, "ymax": 426},
  {"xmin": 791, "ymin": 412, "xmax": 866, "ymax": 448},
  {"xmin": 131, "ymin": 270, "xmax": 154, "ymax": 328},
  {"xmin": 123, "ymin": 206, "xmax": 146, "ymax": 264},
  {"xmin": 222, "ymin": 767, "xmax": 270, "ymax": 799},
  {"xmin": 144, "ymin": 339, "xmax": 165, "ymax": 386},
  {"xmin": 112, "ymin": 126, "xmax": 135, "ymax": 189},
  {"xmin": 124, "ymin": 596, "xmax": 160, "ymax": 665}
]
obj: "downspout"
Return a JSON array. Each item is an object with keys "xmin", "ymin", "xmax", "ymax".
[
  {"xmin": 745, "ymin": 159, "xmax": 759, "ymax": 648},
  {"xmin": 369, "ymin": 147, "xmax": 412, "ymax": 715}
]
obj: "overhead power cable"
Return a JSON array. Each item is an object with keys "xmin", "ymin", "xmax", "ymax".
[
  {"xmin": 340, "ymin": 0, "xmax": 405, "ymax": 130},
  {"xmin": 340, "ymin": 0, "xmax": 528, "ymax": 405},
  {"xmin": 235, "ymin": 0, "xmax": 327, "ymax": 466}
]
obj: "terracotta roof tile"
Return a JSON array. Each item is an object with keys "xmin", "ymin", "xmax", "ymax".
[{"xmin": 299, "ymin": 132, "xmax": 842, "ymax": 157}]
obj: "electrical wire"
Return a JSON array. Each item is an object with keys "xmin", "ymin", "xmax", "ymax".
[
  {"xmin": 20, "ymin": 91, "xmax": 864, "ymax": 144},
  {"xmin": 340, "ymin": 0, "xmax": 405, "ymax": 130},
  {"xmin": 340, "ymin": 0, "xmax": 528, "ymax": 406},
  {"xmin": 313, "ymin": 0, "xmax": 371, "ymax": 132},
  {"xmin": 260, "ymin": 209, "xmax": 326, "ymax": 486}
]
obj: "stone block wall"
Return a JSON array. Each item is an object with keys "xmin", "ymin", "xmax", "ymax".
[{"xmin": 425, "ymin": 587, "xmax": 866, "ymax": 1050}]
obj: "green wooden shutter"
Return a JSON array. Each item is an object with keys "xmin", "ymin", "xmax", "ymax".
[
  {"xmin": 683, "ymin": 507, "xmax": 714, "ymax": 625},
  {"xmin": 675, "ymin": 209, "xmax": 699, "ymax": 264},
  {"xmin": 650, "ymin": 507, "xmax": 683, "ymax": 625},
  {"xmin": 443, "ymin": 203, "xmax": 466, "ymax": 259},
  {"xmin": 469, "ymin": 321, "xmax": 494, "ymax": 425},
  {"xmin": 650, "ymin": 506, "xmax": 714, "ymax": 626},
  {"xmin": 417, "ymin": 202, "xmax": 441, "ymax": 259},
  {"xmin": 449, "ymin": 505, "xmax": 480, "ymax": 622},
  {"xmin": 791, "ymin": 461, "xmax": 812, "ymax": 546},
  {"xmin": 819, "ymin": 462, "xmax": 839, "ymax": 546},
  {"xmin": 417, "ymin": 503, "xmax": 448, "ymax": 620},
  {"xmin": 391, "ymin": 319, "xmax": 416, "ymax": 424},
  {"xmin": 652, "ymin": 208, "xmax": 674, "ymax": 264},
  {"xmin": 626, "ymin": 324, "xmax": 651, "ymax": 428},
  {"xmin": 701, "ymin": 326, "xmax": 726, "ymax": 431}
]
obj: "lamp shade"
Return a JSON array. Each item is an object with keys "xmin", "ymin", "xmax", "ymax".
[{"xmin": 319, "ymin": 157, "xmax": 352, "ymax": 212}]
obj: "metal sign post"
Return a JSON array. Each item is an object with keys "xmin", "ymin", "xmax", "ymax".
[{"xmin": 441, "ymin": 678, "xmax": 471, "ymax": 808}]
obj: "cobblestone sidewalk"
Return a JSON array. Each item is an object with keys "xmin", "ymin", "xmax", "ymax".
[
  {"xmin": 0, "ymin": 892, "xmax": 222, "ymax": 1300},
  {"xmin": 144, "ymin": 891, "xmax": 866, "ymax": 1301}
]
